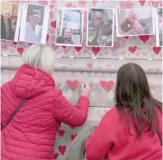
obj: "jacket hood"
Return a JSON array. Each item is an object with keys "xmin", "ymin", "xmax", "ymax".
[{"xmin": 11, "ymin": 64, "xmax": 55, "ymax": 99}]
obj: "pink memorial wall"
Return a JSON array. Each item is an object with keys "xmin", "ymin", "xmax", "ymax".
[{"xmin": 1, "ymin": 0, "xmax": 162, "ymax": 159}]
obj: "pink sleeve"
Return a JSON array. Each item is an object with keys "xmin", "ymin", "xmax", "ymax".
[
  {"xmin": 85, "ymin": 112, "xmax": 114, "ymax": 160},
  {"xmin": 156, "ymin": 107, "xmax": 162, "ymax": 143},
  {"xmin": 52, "ymin": 90, "xmax": 89, "ymax": 127}
]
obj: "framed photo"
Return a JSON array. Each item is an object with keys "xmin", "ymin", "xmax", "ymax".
[
  {"xmin": 1, "ymin": 2, "xmax": 21, "ymax": 42},
  {"xmin": 56, "ymin": 8, "xmax": 84, "ymax": 47},
  {"xmin": 116, "ymin": 7, "xmax": 155, "ymax": 37},
  {"xmin": 19, "ymin": 4, "xmax": 49, "ymax": 44},
  {"xmin": 86, "ymin": 8, "xmax": 114, "ymax": 47},
  {"xmin": 155, "ymin": 8, "xmax": 163, "ymax": 47}
]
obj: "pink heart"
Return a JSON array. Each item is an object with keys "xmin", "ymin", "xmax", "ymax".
[
  {"xmin": 119, "ymin": 1, "xmax": 134, "ymax": 9},
  {"xmin": 37, "ymin": 0, "xmax": 48, "ymax": 5},
  {"xmin": 1, "ymin": 42, "xmax": 8, "ymax": 50},
  {"xmin": 58, "ymin": 145, "xmax": 66, "ymax": 155},
  {"xmin": 49, "ymin": 11, "xmax": 54, "ymax": 20},
  {"xmin": 153, "ymin": 47, "xmax": 161, "ymax": 55},
  {"xmin": 58, "ymin": 130, "xmax": 65, "ymax": 137},
  {"xmin": 128, "ymin": 46, "xmax": 137, "ymax": 53},
  {"xmin": 74, "ymin": 47, "xmax": 82, "ymax": 52},
  {"xmin": 92, "ymin": 0, "xmax": 98, "ymax": 6},
  {"xmin": 17, "ymin": 47, "xmax": 24, "ymax": 55},
  {"xmin": 139, "ymin": 0, "xmax": 146, "ymax": 6},
  {"xmin": 87, "ymin": 63, "xmax": 93, "ymax": 68},
  {"xmin": 65, "ymin": 3, "xmax": 73, "ymax": 7},
  {"xmin": 12, "ymin": 42, "xmax": 17, "ymax": 45},
  {"xmin": 79, "ymin": 0, "xmax": 87, "ymax": 7},
  {"xmin": 50, "ymin": 28, "xmax": 55, "ymax": 34},
  {"xmin": 70, "ymin": 134, "xmax": 77, "ymax": 140},
  {"xmin": 51, "ymin": 21, "xmax": 56, "ymax": 28},
  {"xmin": 66, "ymin": 80, "xmax": 81, "ymax": 90},
  {"xmin": 92, "ymin": 47, "xmax": 100, "ymax": 56},
  {"xmin": 139, "ymin": 35, "xmax": 150, "ymax": 43},
  {"xmin": 50, "ymin": 5, "xmax": 54, "ymax": 9},
  {"xmin": 46, "ymin": 34, "xmax": 49, "ymax": 42},
  {"xmin": 124, "ymin": 36, "xmax": 129, "ymax": 39},
  {"xmin": 51, "ymin": 36, "xmax": 55, "ymax": 42},
  {"xmin": 53, "ymin": 153, "xmax": 59, "ymax": 159},
  {"xmin": 100, "ymin": 80, "xmax": 114, "ymax": 92}
]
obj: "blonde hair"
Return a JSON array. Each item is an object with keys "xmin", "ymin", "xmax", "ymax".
[{"xmin": 22, "ymin": 44, "xmax": 56, "ymax": 74}]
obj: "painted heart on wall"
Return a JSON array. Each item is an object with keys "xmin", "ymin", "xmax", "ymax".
[
  {"xmin": 153, "ymin": 47, "xmax": 161, "ymax": 55},
  {"xmin": 58, "ymin": 130, "xmax": 65, "ymax": 137},
  {"xmin": 58, "ymin": 145, "xmax": 66, "ymax": 155},
  {"xmin": 66, "ymin": 80, "xmax": 81, "ymax": 90},
  {"xmin": 17, "ymin": 47, "xmax": 24, "ymax": 55},
  {"xmin": 139, "ymin": 35, "xmax": 150, "ymax": 43},
  {"xmin": 100, "ymin": 80, "xmax": 115, "ymax": 92},
  {"xmin": 139, "ymin": 0, "xmax": 146, "ymax": 6},
  {"xmin": 92, "ymin": 47, "xmax": 100, "ymax": 56},
  {"xmin": 128, "ymin": 46, "xmax": 137, "ymax": 53}
]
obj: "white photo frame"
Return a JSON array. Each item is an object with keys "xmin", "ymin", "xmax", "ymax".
[
  {"xmin": 55, "ymin": 7, "xmax": 84, "ymax": 47},
  {"xmin": 86, "ymin": 8, "xmax": 115, "ymax": 47},
  {"xmin": 116, "ymin": 7, "xmax": 155, "ymax": 37},
  {"xmin": 155, "ymin": 8, "xmax": 163, "ymax": 47},
  {"xmin": 1, "ymin": 2, "xmax": 22, "ymax": 42},
  {"xmin": 19, "ymin": 3, "xmax": 49, "ymax": 44}
]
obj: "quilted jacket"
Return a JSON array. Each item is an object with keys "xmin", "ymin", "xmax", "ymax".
[{"xmin": 1, "ymin": 64, "xmax": 89, "ymax": 160}]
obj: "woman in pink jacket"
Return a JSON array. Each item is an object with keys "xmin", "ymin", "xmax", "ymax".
[
  {"xmin": 1, "ymin": 44, "xmax": 91, "ymax": 160},
  {"xmin": 85, "ymin": 63, "xmax": 162, "ymax": 160}
]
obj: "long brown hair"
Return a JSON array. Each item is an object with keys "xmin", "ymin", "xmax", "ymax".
[{"xmin": 115, "ymin": 63, "xmax": 162, "ymax": 137}]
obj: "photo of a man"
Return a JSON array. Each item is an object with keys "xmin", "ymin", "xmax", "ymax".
[
  {"xmin": 117, "ymin": 7, "xmax": 155, "ymax": 37},
  {"xmin": 156, "ymin": 8, "xmax": 163, "ymax": 47},
  {"xmin": 87, "ymin": 9, "xmax": 114, "ymax": 47},
  {"xmin": 20, "ymin": 4, "xmax": 48, "ymax": 44},
  {"xmin": 56, "ymin": 8, "xmax": 83, "ymax": 46},
  {"xmin": 1, "ymin": 2, "xmax": 20, "ymax": 41}
]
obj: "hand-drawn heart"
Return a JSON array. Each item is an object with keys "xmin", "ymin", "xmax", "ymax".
[
  {"xmin": 153, "ymin": 47, "xmax": 161, "ymax": 55},
  {"xmin": 139, "ymin": 0, "xmax": 146, "ymax": 6},
  {"xmin": 79, "ymin": 0, "xmax": 87, "ymax": 7},
  {"xmin": 17, "ymin": 47, "xmax": 24, "ymax": 55},
  {"xmin": 87, "ymin": 63, "xmax": 93, "ymax": 68},
  {"xmin": 139, "ymin": 35, "xmax": 150, "ymax": 43},
  {"xmin": 53, "ymin": 153, "xmax": 59, "ymax": 159},
  {"xmin": 100, "ymin": 80, "xmax": 114, "ymax": 92},
  {"xmin": 75, "ymin": 47, "xmax": 82, "ymax": 52},
  {"xmin": 12, "ymin": 42, "xmax": 17, "ymax": 45},
  {"xmin": 58, "ymin": 130, "xmax": 65, "ymax": 137},
  {"xmin": 128, "ymin": 46, "xmax": 137, "ymax": 53},
  {"xmin": 58, "ymin": 145, "xmax": 66, "ymax": 155},
  {"xmin": 50, "ymin": 5, "xmax": 54, "ymax": 9},
  {"xmin": 46, "ymin": 34, "xmax": 49, "ymax": 42},
  {"xmin": 51, "ymin": 21, "xmax": 56, "ymax": 28},
  {"xmin": 70, "ymin": 134, "xmax": 77, "ymax": 141},
  {"xmin": 92, "ymin": 0, "xmax": 98, "ymax": 6},
  {"xmin": 92, "ymin": 47, "xmax": 100, "ymax": 56},
  {"xmin": 66, "ymin": 80, "xmax": 80, "ymax": 90}
]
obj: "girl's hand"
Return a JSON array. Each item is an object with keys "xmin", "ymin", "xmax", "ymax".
[{"xmin": 81, "ymin": 83, "xmax": 91, "ymax": 97}]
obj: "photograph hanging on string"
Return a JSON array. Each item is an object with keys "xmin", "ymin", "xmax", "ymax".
[
  {"xmin": 86, "ymin": 8, "xmax": 114, "ymax": 47},
  {"xmin": 1, "ymin": 2, "xmax": 21, "ymax": 42},
  {"xmin": 155, "ymin": 8, "xmax": 163, "ymax": 47},
  {"xmin": 56, "ymin": 8, "xmax": 84, "ymax": 46},
  {"xmin": 19, "ymin": 4, "xmax": 49, "ymax": 44},
  {"xmin": 116, "ymin": 7, "xmax": 155, "ymax": 37}
]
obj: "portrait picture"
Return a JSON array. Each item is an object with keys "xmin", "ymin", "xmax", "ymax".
[
  {"xmin": 56, "ymin": 8, "xmax": 84, "ymax": 46},
  {"xmin": 86, "ymin": 9, "xmax": 114, "ymax": 47},
  {"xmin": 116, "ymin": 7, "xmax": 155, "ymax": 37},
  {"xmin": 19, "ymin": 4, "xmax": 49, "ymax": 44},
  {"xmin": 1, "ymin": 2, "xmax": 21, "ymax": 41},
  {"xmin": 156, "ymin": 8, "xmax": 163, "ymax": 47}
]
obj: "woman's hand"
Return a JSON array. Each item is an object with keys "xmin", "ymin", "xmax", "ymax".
[{"xmin": 81, "ymin": 83, "xmax": 91, "ymax": 97}]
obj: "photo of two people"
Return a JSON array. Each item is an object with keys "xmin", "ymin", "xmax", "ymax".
[
  {"xmin": 87, "ymin": 9, "xmax": 114, "ymax": 47},
  {"xmin": 1, "ymin": 2, "xmax": 21, "ymax": 41},
  {"xmin": 56, "ymin": 8, "xmax": 83, "ymax": 46},
  {"xmin": 116, "ymin": 7, "xmax": 155, "ymax": 37}
]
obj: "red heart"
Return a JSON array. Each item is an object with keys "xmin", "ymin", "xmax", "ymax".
[
  {"xmin": 128, "ymin": 46, "xmax": 137, "ymax": 53},
  {"xmin": 58, "ymin": 130, "xmax": 65, "ymax": 137},
  {"xmin": 70, "ymin": 134, "xmax": 77, "ymax": 140},
  {"xmin": 51, "ymin": 21, "xmax": 56, "ymax": 28},
  {"xmin": 62, "ymin": 46, "xmax": 66, "ymax": 49},
  {"xmin": 46, "ymin": 34, "xmax": 49, "ymax": 42},
  {"xmin": 58, "ymin": 145, "xmax": 66, "ymax": 155},
  {"xmin": 124, "ymin": 36, "xmax": 129, "ymax": 39},
  {"xmin": 53, "ymin": 153, "xmax": 59, "ymax": 159},
  {"xmin": 92, "ymin": 0, "xmax": 98, "ymax": 6},
  {"xmin": 139, "ymin": 0, "xmax": 146, "ymax": 6},
  {"xmin": 75, "ymin": 47, "xmax": 82, "ymax": 52},
  {"xmin": 100, "ymin": 80, "xmax": 114, "ymax": 92},
  {"xmin": 153, "ymin": 47, "xmax": 161, "ymax": 55},
  {"xmin": 66, "ymin": 80, "xmax": 80, "ymax": 90},
  {"xmin": 17, "ymin": 47, "xmax": 24, "ymax": 55},
  {"xmin": 12, "ymin": 42, "xmax": 17, "ymax": 45},
  {"xmin": 139, "ymin": 35, "xmax": 150, "ymax": 43},
  {"xmin": 92, "ymin": 47, "xmax": 100, "ymax": 56},
  {"xmin": 87, "ymin": 63, "xmax": 93, "ymax": 68}
]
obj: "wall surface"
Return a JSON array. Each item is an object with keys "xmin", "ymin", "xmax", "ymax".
[{"xmin": 1, "ymin": 0, "xmax": 162, "ymax": 159}]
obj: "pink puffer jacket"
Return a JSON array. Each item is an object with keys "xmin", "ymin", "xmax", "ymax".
[{"xmin": 1, "ymin": 64, "xmax": 89, "ymax": 160}]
